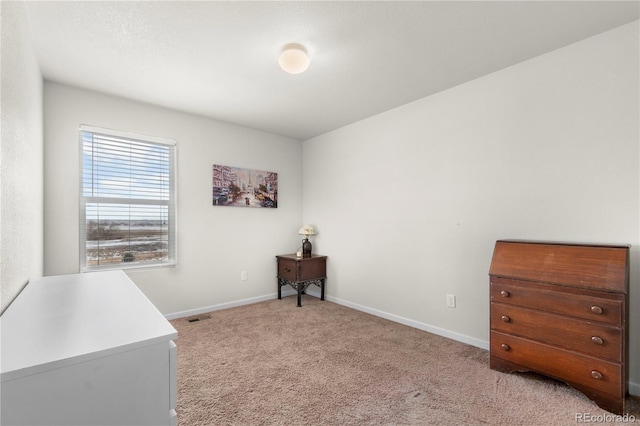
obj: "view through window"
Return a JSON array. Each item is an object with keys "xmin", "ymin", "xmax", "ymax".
[{"xmin": 80, "ymin": 126, "xmax": 176, "ymax": 270}]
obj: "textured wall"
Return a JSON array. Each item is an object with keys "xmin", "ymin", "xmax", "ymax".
[{"xmin": 0, "ymin": 1, "xmax": 44, "ymax": 313}]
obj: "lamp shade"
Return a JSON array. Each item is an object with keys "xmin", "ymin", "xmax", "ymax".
[
  {"xmin": 298, "ymin": 225, "xmax": 316, "ymax": 237},
  {"xmin": 279, "ymin": 43, "xmax": 310, "ymax": 74}
]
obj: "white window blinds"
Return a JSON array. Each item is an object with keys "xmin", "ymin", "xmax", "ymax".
[{"xmin": 80, "ymin": 126, "xmax": 177, "ymax": 271}]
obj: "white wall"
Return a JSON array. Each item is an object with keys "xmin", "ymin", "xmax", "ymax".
[
  {"xmin": 43, "ymin": 82, "xmax": 303, "ymax": 315},
  {"xmin": 0, "ymin": 1, "xmax": 44, "ymax": 314},
  {"xmin": 303, "ymin": 22, "xmax": 640, "ymax": 390}
]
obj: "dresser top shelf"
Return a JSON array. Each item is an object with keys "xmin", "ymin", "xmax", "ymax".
[
  {"xmin": 489, "ymin": 240, "xmax": 629, "ymax": 294},
  {"xmin": 1, "ymin": 270, "xmax": 177, "ymax": 382}
]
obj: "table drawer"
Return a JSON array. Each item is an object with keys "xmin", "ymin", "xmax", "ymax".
[
  {"xmin": 277, "ymin": 258, "xmax": 298, "ymax": 281},
  {"xmin": 490, "ymin": 331, "xmax": 622, "ymax": 398},
  {"xmin": 491, "ymin": 278, "xmax": 622, "ymax": 326},
  {"xmin": 490, "ymin": 303, "xmax": 621, "ymax": 362}
]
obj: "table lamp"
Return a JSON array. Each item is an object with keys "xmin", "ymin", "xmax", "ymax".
[{"xmin": 298, "ymin": 225, "xmax": 317, "ymax": 258}]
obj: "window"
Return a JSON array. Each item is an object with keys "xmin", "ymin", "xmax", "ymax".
[{"xmin": 80, "ymin": 125, "xmax": 176, "ymax": 271}]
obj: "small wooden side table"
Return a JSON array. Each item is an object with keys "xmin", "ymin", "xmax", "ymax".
[{"xmin": 276, "ymin": 254, "xmax": 327, "ymax": 307}]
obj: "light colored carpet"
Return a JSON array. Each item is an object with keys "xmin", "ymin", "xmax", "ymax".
[{"xmin": 171, "ymin": 295, "xmax": 639, "ymax": 425}]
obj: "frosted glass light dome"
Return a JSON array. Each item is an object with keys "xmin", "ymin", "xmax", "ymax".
[{"xmin": 279, "ymin": 44, "xmax": 310, "ymax": 74}]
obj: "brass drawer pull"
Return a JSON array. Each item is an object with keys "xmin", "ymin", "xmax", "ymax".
[
  {"xmin": 590, "ymin": 305, "xmax": 603, "ymax": 315},
  {"xmin": 591, "ymin": 336, "xmax": 604, "ymax": 345},
  {"xmin": 501, "ymin": 315, "xmax": 511, "ymax": 323},
  {"xmin": 591, "ymin": 370, "xmax": 603, "ymax": 380},
  {"xmin": 500, "ymin": 290, "xmax": 510, "ymax": 298},
  {"xmin": 284, "ymin": 267, "xmax": 291, "ymax": 273},
  {"xmin": 500, "ymin": 343, "xmax": 510, "ymax": 351}
]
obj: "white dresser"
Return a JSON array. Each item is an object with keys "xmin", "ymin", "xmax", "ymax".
[{"xmin": 1, "ymin": 270, "xmax": 178, "ymax": 426}]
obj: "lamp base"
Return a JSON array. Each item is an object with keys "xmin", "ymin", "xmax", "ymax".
[{"xmin": 302, "ymin": 238, "xmax": 312, "ymax": 258}]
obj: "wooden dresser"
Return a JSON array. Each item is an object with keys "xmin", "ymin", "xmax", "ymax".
[{"xmin": 489, "ymin": 240, "xmax": 629, "ymax": 414}]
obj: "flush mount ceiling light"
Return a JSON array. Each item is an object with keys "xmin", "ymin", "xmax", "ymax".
[{"xmin": 278, "ymin": 43, "xmax": 310, "ymax": 74}]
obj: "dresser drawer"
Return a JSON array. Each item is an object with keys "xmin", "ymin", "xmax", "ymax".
[
  {"xmin": 490, "ymin": 303, "xmax": 621, "ymax": 362},
  {"xmin": 490, "ymin": 331, "xmax": 623, "ymax": 398},
  {"xmin": 491, "ymin": 278, "xmax": 623, "ymax": 326}
]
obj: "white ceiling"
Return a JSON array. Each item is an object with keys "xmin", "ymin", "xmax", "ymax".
[{"xmin": 24, "ymin": 1, "xmax": 639, "ymax": 140}]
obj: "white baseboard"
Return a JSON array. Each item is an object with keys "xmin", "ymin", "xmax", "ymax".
[
  {"xmin": 165, "ymin": 289, "xmax": 639, "ymax": 396},
  {"xmin": 304, "ymin": 289, "xmax": 488, "ymax": 350},
  {"xmin": 164, "ymin": 292, "xmax": 287, "ymax": 320}
]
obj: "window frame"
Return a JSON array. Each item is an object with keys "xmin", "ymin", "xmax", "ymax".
[{"xmin": 79, "ymin": 125, "xmax": 177, "ymax": 272}]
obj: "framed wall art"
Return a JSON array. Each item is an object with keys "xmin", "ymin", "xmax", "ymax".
[{"xmin": 212, "ymin": 164, "xmax": 278, "ymax": 208}]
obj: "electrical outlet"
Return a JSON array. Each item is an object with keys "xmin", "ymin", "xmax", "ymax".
[
  {"xmin": 241, "ymin": 271, "xmax": 248, "ymax": 281},
  {"xmin": 446, "ymin": 294, "xmax": 456, "ymax": 308}
]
